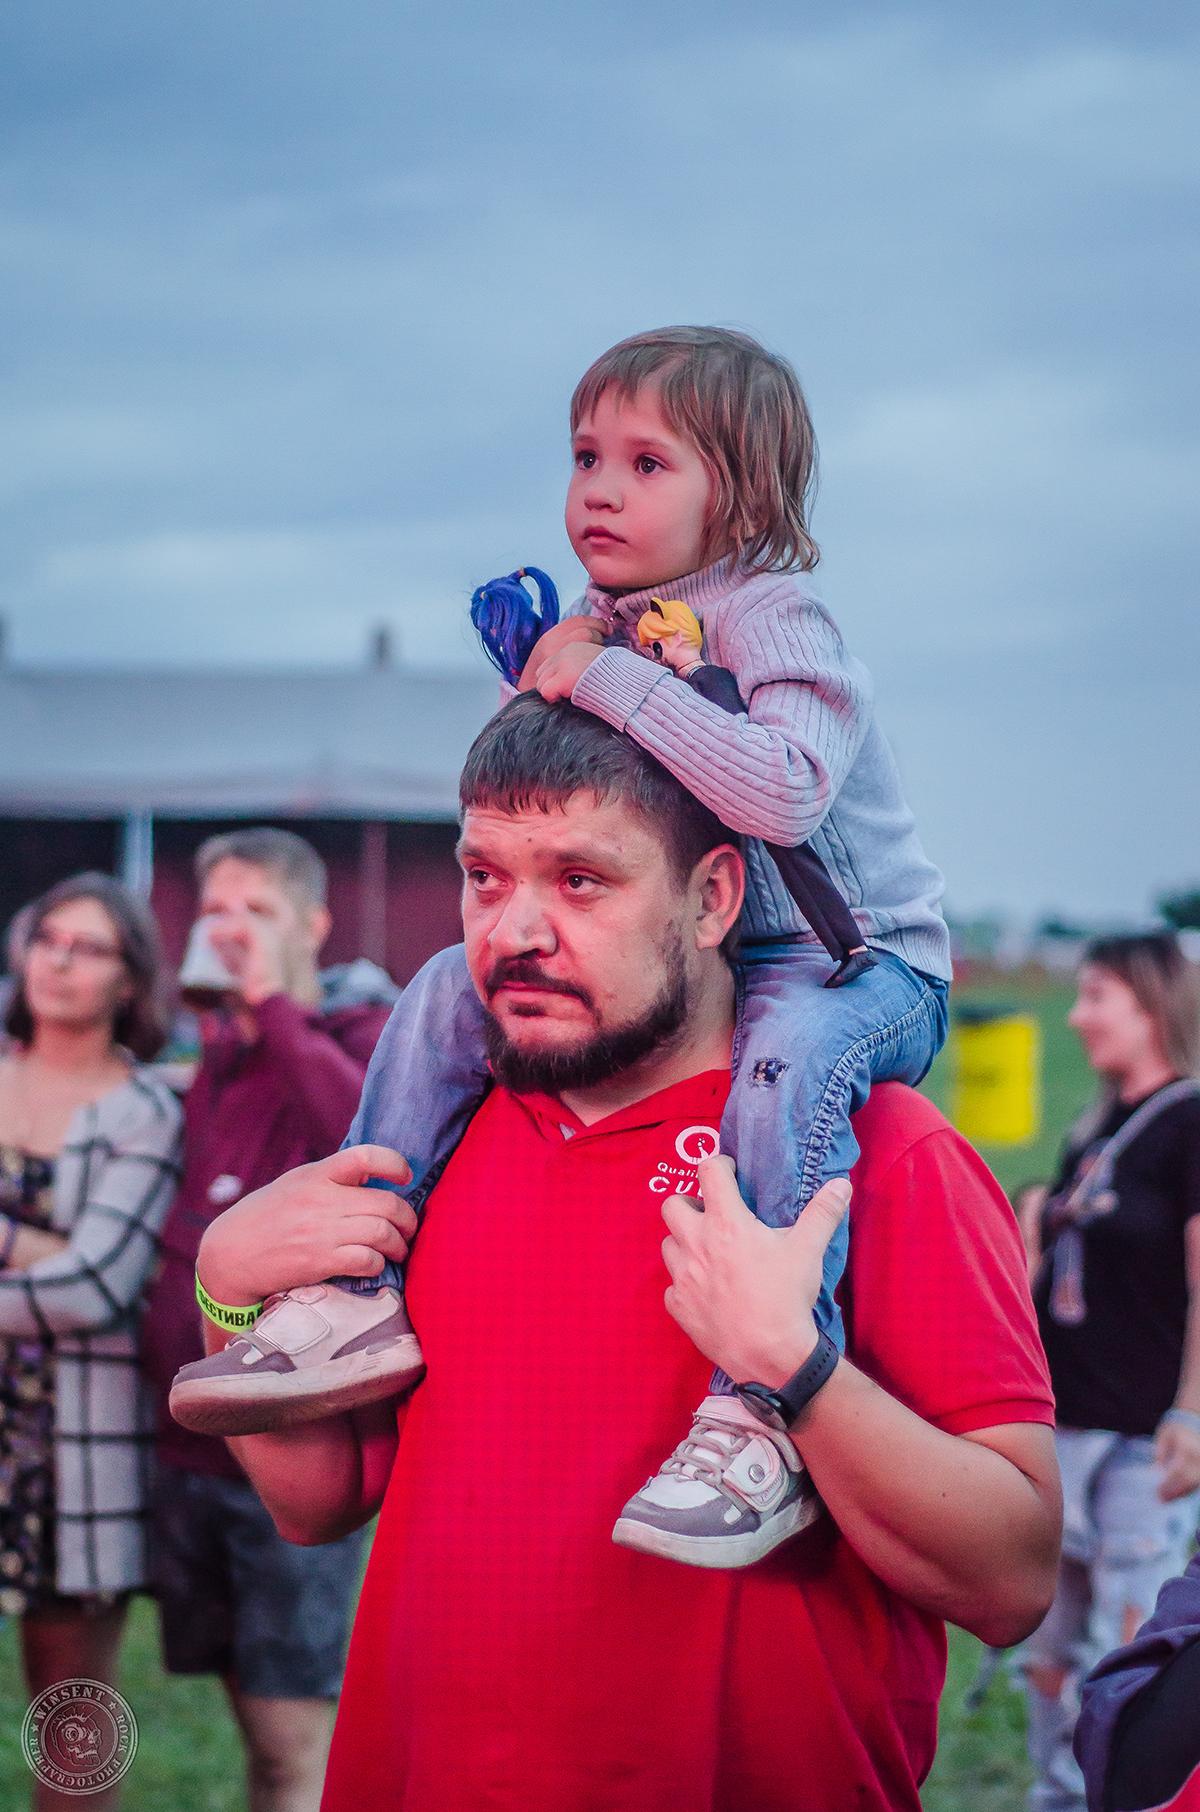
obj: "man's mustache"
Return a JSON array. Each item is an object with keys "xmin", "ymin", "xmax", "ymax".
[{"xmin": 484, "ymin": 957, "xmax": 593, "ymax": 1009}]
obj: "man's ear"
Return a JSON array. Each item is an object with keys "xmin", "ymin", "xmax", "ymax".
[
  {"xmin": 306, "ymin": 904, "xmax": 333, "ymax": 955},
  {"xmin": 693, "ymin": 844, "xmax": 744, "ymax": 951}
]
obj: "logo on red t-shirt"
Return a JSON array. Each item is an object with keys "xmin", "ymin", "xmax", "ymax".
[{"xmin": 647, "ymin": 1124, "xmax": 720, "ymax": 1196}]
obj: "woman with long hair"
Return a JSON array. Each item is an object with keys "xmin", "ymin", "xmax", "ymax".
[
  {"xmin": 0, "ymin": 873, "xmax": 181, "ymax": 1811},
  {"xmin": 1022, "ymin": 931, "xmax": 1200, "ymax": 1812}
]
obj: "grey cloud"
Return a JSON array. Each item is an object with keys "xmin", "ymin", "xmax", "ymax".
[{"xmin": 1, "ymin": 2, "xmax": 1196, "ymax": 917}]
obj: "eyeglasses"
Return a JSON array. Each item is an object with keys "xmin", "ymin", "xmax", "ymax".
[{"xmin": 28, "ymin": 927, "xmax": 124, "ymax": 966}]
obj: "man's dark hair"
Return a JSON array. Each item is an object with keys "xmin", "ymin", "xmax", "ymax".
[
  {"xmin": 195, "ymin": 827, "xmax": 327, "ymax": 909},
  {"xmin": 459, "ymin": 693, "xmax": 740, "ymax": 887}
]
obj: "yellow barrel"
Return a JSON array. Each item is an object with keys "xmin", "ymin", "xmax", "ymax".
[{"xmin": 951, "ymin": 1009, "xmax": 1040, "ymax": 1146}]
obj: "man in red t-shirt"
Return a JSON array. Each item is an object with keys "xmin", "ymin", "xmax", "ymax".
[{"xmin": 193, "ymin": 697, "xmax": 1060, "ymax": 1812}]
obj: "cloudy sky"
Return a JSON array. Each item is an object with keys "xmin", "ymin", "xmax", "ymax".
[{"xmin": 2, "ymin": 2, "xmax": 1197, "ymax": 921}]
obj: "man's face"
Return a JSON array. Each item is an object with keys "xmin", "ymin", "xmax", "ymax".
[
  {"xmin": 565, "ymin": 386, "xmax": 717, "ymax": 592},
  {"xmin": 199, "ymin": 857, "xmax": 319, "ymax": 993},
  {"xmin": 458, "ymin": 793, "xmax": 717, "ymax": 1093}
]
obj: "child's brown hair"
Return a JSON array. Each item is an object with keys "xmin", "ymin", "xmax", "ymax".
[{"xmin": 570, "ymin": 325, "xmax": 819, "ymax": 574}]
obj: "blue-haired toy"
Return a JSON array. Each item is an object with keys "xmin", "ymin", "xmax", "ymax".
[{"xmin": 470, "ymin": 567, "xmax": 560, "ymax": 689}]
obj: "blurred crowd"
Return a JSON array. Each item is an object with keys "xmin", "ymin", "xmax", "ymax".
[
  {"xmin": 1, "ymin": 832, "xmax": 1199, "ymax": 1812},
  {"xmin": 0, "ymin": 830, "xmax": 397, "ymax": 1812}
]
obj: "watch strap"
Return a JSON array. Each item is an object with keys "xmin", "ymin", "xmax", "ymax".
[
  {"xmin": 739, "ymin": 1329, "xmax": 840, "ymax": 1427},
  {"xmin": 776, "ymin": 1329, "xmax": 840, "ymax": 1419}
]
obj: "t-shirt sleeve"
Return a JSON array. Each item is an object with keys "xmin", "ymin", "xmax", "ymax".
[
  {"xmin": 1173, "ymin": 1099, "xmax": 1200, "ymax": 1232},
  {"xmin": 845, "ymin": 1123, "xmax": 1056, "ymax": 1436}
]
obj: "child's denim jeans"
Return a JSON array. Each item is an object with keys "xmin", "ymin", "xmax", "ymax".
[{"xmin": 339, "ymin": 940, "xmax": 948, "ymax": 1371}]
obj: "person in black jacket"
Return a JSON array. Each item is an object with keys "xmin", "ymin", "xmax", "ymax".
[{"xmin": 1076, "ymin": 1550, "xmax": 1200, "ymax": 1811}]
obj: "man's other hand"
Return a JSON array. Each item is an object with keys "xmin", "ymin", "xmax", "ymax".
[
  {"xmin": 196, "ymin": 1144, "xmax": 418, "ymax": 1309},
  {"xmin": 661, "ymin": 1156, "xmax": 851, "ymax": 1388}
]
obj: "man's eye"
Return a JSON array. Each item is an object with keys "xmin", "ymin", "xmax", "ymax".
[
  {"xmin": 466, "ymin": 869, "xmax": 497, "ymax": 889},
  {"xmin": 635, "ymin": 455, "xmax": 661, "ymax": 475},
  {"xmin": 563, "ymin": 874, "xmax": 598, "ymax": 893}
]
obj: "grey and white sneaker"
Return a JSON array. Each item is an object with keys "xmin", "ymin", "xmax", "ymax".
[
  {"xmin": 169, "ymin": 1284, "xmax": 424, "ymax": 1436},
  {"xmin": 612, "ymin": 1394, "xmax": 822, "ymax": 1568}
]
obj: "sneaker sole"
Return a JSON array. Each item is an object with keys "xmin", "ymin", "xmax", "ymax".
[
  {"xmin": 610, "ymin": 1491, "xmax": 822, "ymax": 1569},
  {"xmin": 169, "ymin": 1339, "xmax": 426, "ymax": 1436}
]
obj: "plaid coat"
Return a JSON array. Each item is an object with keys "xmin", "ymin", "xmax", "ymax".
[{"xmin": 0, "ymin": 1069, "xmax": 182, "ymax": 1595}]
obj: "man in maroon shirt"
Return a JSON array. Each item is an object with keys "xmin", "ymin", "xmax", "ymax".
[{"xmin": 141, "ymin": 828, "xmax": 393, "ymax": 1812}]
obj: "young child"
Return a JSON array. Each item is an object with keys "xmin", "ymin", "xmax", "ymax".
[{"xmin": 171, "ymin": 325, "xmax": 951, "ymax": 1569}]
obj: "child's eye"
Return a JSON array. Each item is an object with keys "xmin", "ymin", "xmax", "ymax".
[
  {"xmin": 574, "ymin": 449, "xmax": 597, "ymax": 470},
  {"xmin": 635, "ymin": 455, "xmax": 662, "ymax": 476}
]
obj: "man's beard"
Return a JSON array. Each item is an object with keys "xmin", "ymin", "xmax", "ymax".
[{"xmin": 482, "ymin": 932, "xmax": 692, "ymax": 1095}]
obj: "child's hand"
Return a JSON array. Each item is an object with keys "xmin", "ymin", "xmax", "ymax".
[
  {"xmin": 536, "ymin": 640, "xmax": 606, "ymax": 702},
  {"xmin": 517, "ymin": 616, "xmax": 609, "ymax": 693}
]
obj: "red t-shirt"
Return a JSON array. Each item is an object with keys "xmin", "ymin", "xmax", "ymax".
[{"xmin": 322, "ymin": 1077, "xmax": 1053, "ymax": 1812}]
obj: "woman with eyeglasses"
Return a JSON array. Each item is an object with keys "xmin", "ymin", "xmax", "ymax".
[{"xmin": 0, "ymin": 872, "xmax": 181, "ymax": 1809}]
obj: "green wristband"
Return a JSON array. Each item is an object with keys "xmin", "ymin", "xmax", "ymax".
[{"xmin": 196, "ymin": 1273, "xmax": 264, "ymax": 1331}]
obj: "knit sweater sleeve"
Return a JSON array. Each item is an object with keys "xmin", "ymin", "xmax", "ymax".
[
  {"xmin": 0, "ymin": 1074, "xmax": 182, "ymax": 1339},
  {"xmin": 569, "ymin": 579, "xmax": 872, "ymax": 846}
]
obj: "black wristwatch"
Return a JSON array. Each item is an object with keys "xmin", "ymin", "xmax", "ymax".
[{"xmin": 735, "ymin": 1331, "xmax": 840, "ymax": 1432}]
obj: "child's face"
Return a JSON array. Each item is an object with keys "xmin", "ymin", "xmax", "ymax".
[{"xmin": 566, "ymin": 385, "xmax": 718, "ymax": 591}]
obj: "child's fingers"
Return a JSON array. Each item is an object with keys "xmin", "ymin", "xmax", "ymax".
[
  {"xmin": 516, "ymin": 651, "xmax": 544, "ymax": 692},
  {"xmin": 556, "ymin": 617, "xmax": 609, "ymax": 645}
]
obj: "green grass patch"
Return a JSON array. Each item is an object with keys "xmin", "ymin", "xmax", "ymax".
[{"xmin": 1, "ymin": 1591, "xmax": 247, "ymax": 1810}]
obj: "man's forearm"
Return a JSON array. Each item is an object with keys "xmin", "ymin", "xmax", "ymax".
[
  {"xmin": 200, "ymin": 1314, "xmax": 396, "ymax": 1542},
  {"xmin": 792, "ymin": 1358, "xmax": 1060, "ymax": 1646}
]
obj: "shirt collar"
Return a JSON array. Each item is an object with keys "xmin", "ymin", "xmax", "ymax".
[{"xmin": 510, "ymin": 1068, "xmax": 731, "ymax": 1145}]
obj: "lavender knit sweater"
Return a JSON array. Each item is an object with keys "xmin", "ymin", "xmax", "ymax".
[{"xmin": 570, "ymin": 556, "xmax": 952, "ymax": 983}]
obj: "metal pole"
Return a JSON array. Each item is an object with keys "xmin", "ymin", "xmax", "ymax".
[
  {"xmin": 358, "ymin": 820, "xmax": 388, "ymax": 965},
  {"xmin": 119, "ymin": 810, "xmax": 155, "ymax": 899}
]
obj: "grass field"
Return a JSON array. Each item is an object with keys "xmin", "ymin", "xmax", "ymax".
[{"xmin": 1, "ymin": 969, "xmax": 1091, "ymax": 1809}]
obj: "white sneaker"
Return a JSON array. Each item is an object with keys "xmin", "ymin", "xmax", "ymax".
[
  {"xmin": 169, "ymin": 1284, "xmax": 424, "ymax": 1435},
  {"xmin": 612, "ymin": 1394, "xmax": 822, "ymax": 1568}
]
